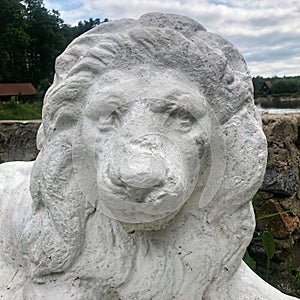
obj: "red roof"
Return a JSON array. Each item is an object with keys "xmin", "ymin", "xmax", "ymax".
[
  {"xmin": 0, "ymin": 83, "xmax": 37, "ymax": 96},
  {"xmin": 264, "ymin": 81, "xmax": 273, "ymax": 89}
]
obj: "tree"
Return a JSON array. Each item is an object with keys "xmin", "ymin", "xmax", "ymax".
[
  {"xmin": 72, "ymin": 18, "xmax": 103, "ymax": 38},
  {"xmin": 272, "ymin": 78, "xmax": 299, "ymax": 94},
  {"xmin": 0, "ymin": 0, "xmax": 108, "ymax": 94},
  {"xmin": 0, "ymin": 0, "xmax": 29, "ymax": 82},
  {"xmin": 24, "ymin": 0, "xmax": 67, "ymax": 89}
]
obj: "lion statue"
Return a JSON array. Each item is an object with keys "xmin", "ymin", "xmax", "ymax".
[{"xmin": 0, "ymin": 13, "xmax": 297, "ymax": 299}]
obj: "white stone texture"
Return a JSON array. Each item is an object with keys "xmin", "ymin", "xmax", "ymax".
[{"xmin": 0, "ymin": 12, "xmax": 297, "ymax": 299}]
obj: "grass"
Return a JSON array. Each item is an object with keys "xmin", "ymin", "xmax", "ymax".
[
  {"xmin": 0, "ymin": 98, "xmax": 42, "ymax": 120},
  {"xmin": 260, "ymin": 99, "xmax": 300, "ymax": 109}
]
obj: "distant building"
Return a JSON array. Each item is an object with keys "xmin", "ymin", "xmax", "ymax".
[
  {"xmin": 260, "ymin": 81, "xmax": 273, "ymax": 94},
  {"xmin": 0, "ymin": 83, "xmax": 37, "ymax": 101}
]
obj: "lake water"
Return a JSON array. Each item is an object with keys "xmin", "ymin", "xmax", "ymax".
[
  {"xmin": 256, "ymin": 105, "xmax": 300, "ymax": 114},
  {"xmin": 258, "ymin": 108, "xmax": 300, "ymax": 114}
]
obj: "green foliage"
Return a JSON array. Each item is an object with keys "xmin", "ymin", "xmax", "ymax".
[
  {"xmin": 243, "ymin": 250, "xmax": 256, "ymax": 271},
  {"xmin": 0, "ymin": 98, "xmax": 42, "ymax": 120},
  {"xmin": 23, "ymin": 0, "xmax": 65, "ymax": 86},
  {"xmin": 0, "ymin": 0, "xmax": 30, "ymax": 82},
  {"xmin": 247, "ymin": 198, "xmax": 300, "ymax": 296},
  {"xmin": 72, "ymin": 18, "xmax": 103, "ymax": 38},
  {"xmin": 244, "ymin": 229, "xmax": 276, "ymax": 278},
  {"xmin": 261, "ymin": 231, "xmax": 275, "ymax": 278},
  {"xmin": 252, "ymin": 193, "xmax": 261, "ymax": 202},
  {"xmin": 293, "ymin": 269, "xmax": 300, "ymax": 295},
  {"xmin": 287, "ymin": 260, "xmax": 300, "ymax": 296},
  {"xmin": 272, "ymin": 78, "xmax": 300, "ymax": 94},
  {"xmin": 0, "ymin": 0, "xmax": 108, "ymax": 95},
  {"xmin": 256, "ymin": 210, "xmax": 290, "ymax": 221},
  {"xmin": 253, "ymin": 76, "xmax": 300, "ymax": 98}
]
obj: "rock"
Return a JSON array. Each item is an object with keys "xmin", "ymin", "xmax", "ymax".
[
  {"xmin": 261, "ymin": 167, "xmax": 298, "ymax": 196},
  {"xmin": 261, "ymin": 114, "xmax": 300, "ymax": 196},
  {"xmin": 256, "ymin": 199, "xmax": 300, "ymax": 239},
  {"xmin": 281, "ymin": 195, "xmax": 300, "ymax": 217},
  {"xmin": 249, "ymin": 114, "xmax": 300, "ymax": 296},
  {"xmin": 0, "ymin": 120, "xmax": 40, "ymax": 163}
]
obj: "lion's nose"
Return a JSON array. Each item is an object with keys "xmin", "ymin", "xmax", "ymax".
[
  {"xmin": 112, "ymin": 152, "xmax": 166, "ymax": 190},
  {"xmin": 120, "ymin": 153, "xmax": 165, "ymax": 188}
]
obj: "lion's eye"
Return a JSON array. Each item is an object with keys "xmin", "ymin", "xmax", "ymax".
[
  {"xmin": 98, "ymin": 111, "xmax": 121, "ymax": 132},
  {"xmin": 168, "ymin": 108, "xmax": 195, "ymax": 132}
]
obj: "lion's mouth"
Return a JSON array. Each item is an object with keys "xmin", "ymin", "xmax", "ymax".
[{"xmin": 94, "ymin": 151, "xmax": 196, "ymax": 224}]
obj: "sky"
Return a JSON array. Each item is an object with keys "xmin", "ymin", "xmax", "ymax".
[{"xmin": 43, "ymin": 0, "xmax": 300, "ymax": 77}]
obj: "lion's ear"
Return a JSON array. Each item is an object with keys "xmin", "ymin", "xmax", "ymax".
[{"xmin": 36, "ymin": 124, "xmax": 45, "ymax": 150}]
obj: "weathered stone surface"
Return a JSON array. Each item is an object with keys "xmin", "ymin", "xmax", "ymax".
[
  {"xmin": 0, "ymin": 120, "xmax": 40, "ymax": 163},
  {"xmin": 261, "ymin": 167, "xmax": 298, "ymax": 196},
  {"xmin": 256, "ymin": 199, "xmax": 300, "ymax": 239},
  {"xmin": 281, "ymin": 195, "xmax": 300, "ymax": 217},
  {"xmin": 0, "ymin": 13, "xmax": 296, "ymax": 300},
  {"xmin": 249, "ymin": 113, "xmax": 300, "ymax": 296},
  {"xmin": 261, "ymin": 114, "xmax": 300, "ymax": 196}
]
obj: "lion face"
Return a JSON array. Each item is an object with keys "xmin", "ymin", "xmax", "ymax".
[{"xmin": 75, "ymin": 71, "xmax": 210, "ymax": 224}]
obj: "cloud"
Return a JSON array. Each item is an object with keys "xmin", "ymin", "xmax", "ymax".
[{"xmin": 43, "ymin": 0, "xmax": 300, "ymax": 77}]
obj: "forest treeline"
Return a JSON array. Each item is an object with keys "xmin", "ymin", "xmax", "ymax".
[
  {"xmin": 253, "ymin": 76, "xmax": 300, "ymax": 97},
  {"xmin": 0, "ymin": 0, "xmax": 107, "ymax": 93}
]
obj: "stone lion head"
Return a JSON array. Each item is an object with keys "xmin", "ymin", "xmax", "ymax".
[{"xmin": 21, "ymin": 13, "xmax": 267, "ymax": 299}]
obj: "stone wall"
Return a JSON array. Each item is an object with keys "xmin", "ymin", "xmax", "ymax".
[
  {"xmin": 248, "ymin": 113, "xmax": 300, "ymax": 296},
  {"xmin": 0, "ymin": 120, "xmax": 41, "ymax": 163}
]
